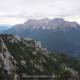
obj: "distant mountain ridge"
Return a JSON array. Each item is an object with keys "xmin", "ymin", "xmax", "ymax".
[
  {"xmin": 10, "ymin": 18, "xmax": 79, "ymax": 31},
  {"xmin": 0, "ymin": 25, "xmax": 12, "ymax": 33},
  {"xmin": 4, "ymin": 18, "xmax": 80, "ymax": 57}
]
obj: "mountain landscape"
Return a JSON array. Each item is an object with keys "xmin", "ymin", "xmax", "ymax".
[
  {"xmin": 0, "ymin": 34, "xmax": 80, "ymax": 80},
  {"xmin": 1, "ymin": 18, "xmax": 80, "ymax": 80},
  {"xmin": 4, "ymin": 18, "xmax": 80, "ymax": 57},
  {"xmin": 0, "ymin": 0, "xmax": 80, "ymax": 80}
]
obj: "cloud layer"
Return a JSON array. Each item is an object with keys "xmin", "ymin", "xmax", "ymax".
[{"xmin": 0, "ymin": 0, "xmax": 80, "ymax": 24}]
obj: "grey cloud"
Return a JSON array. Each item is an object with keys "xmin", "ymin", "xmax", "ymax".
[{"xmin": 0, "ymin": 0, "xmax": 80, "ymax": 24}]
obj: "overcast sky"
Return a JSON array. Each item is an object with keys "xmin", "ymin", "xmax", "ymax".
[{"xmin": 0, "ymin": 0, "xmax": 80, "ymax": 25}]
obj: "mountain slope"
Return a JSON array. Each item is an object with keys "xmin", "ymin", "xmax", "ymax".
[
  {"xmin": 4, "ymin": 18, "xmax": 80, "ymax": 57},
  {"xmin": 0, "ymin": 34, "xmax": 80, "ymax": 80}
]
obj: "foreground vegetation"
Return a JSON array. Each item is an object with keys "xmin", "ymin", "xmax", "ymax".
[{"xmin": 0, "ymin": 34, "xmax": 80, "ymax": 80}]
